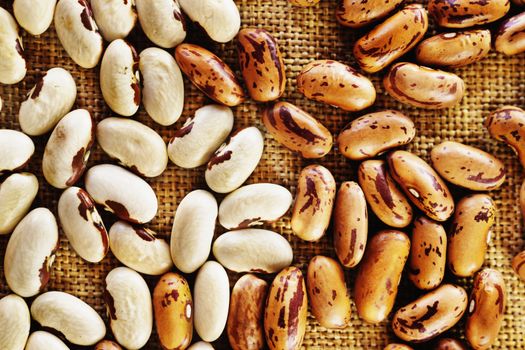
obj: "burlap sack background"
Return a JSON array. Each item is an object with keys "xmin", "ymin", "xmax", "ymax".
[{"xmin": 0, "ymin": 0, "xmax": 523, "ymax": 349}]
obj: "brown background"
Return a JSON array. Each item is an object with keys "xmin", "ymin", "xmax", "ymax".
[{"xmin": 0, "ymin": 0, "xmax": 524, "ymax": 349}]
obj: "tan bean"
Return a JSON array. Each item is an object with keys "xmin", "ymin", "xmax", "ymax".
[
  {"xmin": 512, "ymin": 250, "xmax": 525, "ymax": 281},
  {"xmin": 297, "ymin": 60, "xmax": 376, "ymax": 112},
  {"xmin": 264, "ymin": 266, "xmax": 307, "ymax": 350},
  {"xmin": 238, "ymin": 28, "xmax": 286, "ymax": 102},
  {"xmin": 338, "ymin": 110, "xmax": 415, "ymax": 161},
  {"xmin": 354, "ymin": 230, "xmax": 410, "ymax": 324},
  {"xmin": 485, "ymin": 106, "xmax": 525, "ymax": 168},
  {"xmin": 354, "ymin": 4, "xmax": 428, "ymax": 73},
  {"xmin": 227, "ymin": 274, "xmax": 268, "ymax": 350},
  {"xmin": 429, "ymin": 0, "xmax": 509, "ymax": 28},
  {"xmin": 383, "ymin": 62, "xmax": 465, "ymax": 109},
  {"xmin": 262, "ymin": 102, "xmax": 333, "ymax": 158},
  {"xmin": 336, "ymin": 0, "xmax": 403, "ymax": 28},
  {"xmin": 95, "ymin": 340, "xmax": 122, "ymax": 350},
  {"xmin": 307, "ymin": 256, "xmax": 351, "ymax": 329},
  {"xmin": 384, "ymin": 345, "xmax": 413, "ymax": 350},
  {"xmin": 175, "ymin": 43, "xmax": 245, "ymax": 106},
  {"xmin": 392, "ymin": 284, "xmax": 468, "ymax": 342},
  {"xmin": 495, "ymin": 12, "xmax": 525, "ymax": 56},
  {"xmin": 431, "ymin": 141, "xmax": 506, "ymax": 191},
  {"xmin": 416, "ymin": 30, "xmax": 491, "ymax": 68},
  {"xmin": 387, "ymin": 150, "xmax": 454, "ymax": 222},
  {"xmin": 448, "ymin": 194, "xmax": 496, "ymax": 277},
  {"xmin": 291, "ymin": 164, "xmax": 336, "ymax": 242},
  {"xmin": 408, "ymin": 217, "xmax": 447, "ymax": 290},
  {"xmin": 433, "ymin": 338, "xmax": 467, "ymax": 350},
  {"xmin": 466, "ymin": 269, "xmax": 506, "ymax": 350},
  {"xmin": 333, "ymin": 181, "xmax": 368, "ymax": 268}
]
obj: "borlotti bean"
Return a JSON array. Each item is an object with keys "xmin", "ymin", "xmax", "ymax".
[
  {"xmin": 486, "ymin": 106, "xmax": 525, "ymax": 167},
  {"xmin": 338, "ymin": 110, "xmax": 415, "ymax": 161},
  {"xmin": 384, "ymin": 62, "xmax": 465, "ymax": 109},
  {"xmin": 354, "ymin": 4, "xmax": 428, "ymax": 73},
  {"xmin": 495, "ymin": 12, "xmax": 525, "ymax": 56},
  {"xmin": 416, "ymin": 30, "xmax": 491, "ymax": 68},
  {"xmin": 431, "ymin": 141, "xmax": 506, "ymax": 191},
  {"xmin": 168, "ymin": 104, "xmax": 234, "ymax": 168},
  {"xmin": 100, "ymin": 39, "xmax": 140, "ymax": 116},
  {"xmin": 135, "ymin": 0, "xmax": 186, "ymax": 48},
  {"xmin": 297, "ymin": 60, "xmax": 376, "ymax": 112},
  {"xmin": 194, "ymin": 261, "xmax": 230, "ymax": 342},
  {"xmin": 0, "ymin": 295, "xmax": 30, "ymax": 350},
  {"xmin": 179, "ymin": 0, "xmax": 240, "ymax": 43},
  {"xmin": 91, "ymin": 0, "xmax": 136, "ymax": 41},
  {"xmin": 392, "ymin": 284, "xmax": 468, "ymax": 342},
  {"xmin": 262, "ymin": 101, "xmax": 333, "ymax": 158},
  {"xmin": 388, "ymin": 150, "xmax": 454, "ymax": 222},
  {"xmin": 153, "ymin": 272, "xmax": 193, "ymax": 350},
  {"xmin": 448, "ymin": 194, "xmax": 496, "ymax": 277},
  {"xmin": 109, "ymin": 221, "xmax": 173, "ymax": 275},
  {"xmin": 13, "ymin": 0, "xmax": 56, "ymax": 35},
  {"xmin": 54, "ymin": 0, "xmax": 103, "ymax": 68},
  {"xmin": 4, "ymin": 208, "xmax": 58, "ymax": 297},
  {"xmin": 434, "ymin": 338, "xmax": 467, "ymax": 350},
  {"xmin": 466, "ymin": 269, "xmax": 506, "ymax": 350},
  {"xmin": 25, "ymin": 331, "xmax": 70, "ymax": 350},
  {"xmin": 95, "ymin": 340, "xmax": 122, "ymax": 350},
  {"xmin": 0, "ymin": 130, "xmax": 34, "ymax": 173},
  {"xmin": 408, "ymin": 217, "xmax": 447, "ymax": 290},
  {"xmin": 227, "ymin": 274, "xmax": 268, "ymax": 350},
  {"xmin": 18, "ymin": 67, "xmax": 76, "ymax": 136},
  {"xmin": 218, "ymin": 183, "xmax": 293, "ymax": 229},
  {"xmin": 85, "ymin": 164, "xmax": 158, "ymax": 224},
  {"xmin": 43, "ymin": 109, "xmax": 94, "ymax": 189},
  {"xmin": 264, "ymin": 266, "xmax": 307, "ymax": 350},
  {"xmin": 354, "ymin": 230, "xmax": 410, "ymax": 324},
  {"xmin": 333, "ymin": 181, "xmax": 368, "ymax": 268},
  {"xmin": 175, "ymin": 43, "xmax": 245, "ymax": 106},
  {"xmin": 0, "ymin": 8, "xmax": 26, "ymax": 85},
  {"xmin": 307, "ymin": 256, "xmax": 351, "ymax": 329},
  {"xmin": 288, "ymin": 0, "xmax": 320, "ymax": 6},
  {"xmin": 104, "ymin": 267, "xmax": 153, "ymax": 350},
  {"xmin": 188, "ymin": 342, "xmax": 215, "ymax": 350},
  {"xmin": 384, "ymin": 345, "xmax": 413, "ymax": 350},
  {"xmin": 429, "ymin": 0, "xmax": 510, "ymax": 28},
  {"xmin": 514, "ymin": 0, "xmax": 525, "ymax": 4},
  {"xmin": 171, "ymin": 190, "xmax": 218, "ymax": 273},
  {"xmin": 213, "ymin": 229, "xmax": 293, "ymax": 273},
  {"xmin": 31, "ymin": 291, "xmax": 106, "ymax": 346},
  {"xmin": 336, "ymin": 0, "xmax": 403, "ymax": 28},
  {"xmin": 291, "ymin": 164, "xmax": 336, "ymax": 242},
  {"xmin": 58, "ymin": 187, "xmax": 108, "ymax": 263},
  {"xmin": 97, "ymin": 117, "xmax": 168, "ymax": 177},
  {"xmin": 512, "ymin": 250, "xmax": 525, "ymax": 281},
  {"xmin": 0, "ymin": 172, "xmax": 38, "ymax": 235},
  {"xmin": 205, "ymin": 127, "xmax": 264, "ymax": 193},
  {"xmin": 357, "ymin": 160, "xmax": 413, "ymax": 228},
  {"xmin": 140, "ymin": 47, "xmax": 185, "ymax": 126},
  {"xmin": 238, "ymin": 28, "xmax": 286, "ymax": 102}
]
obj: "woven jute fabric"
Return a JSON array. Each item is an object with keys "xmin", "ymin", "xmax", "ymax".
[{"xmin": 0, "ymin": 0, "xmax": 524, "ymax": 349}]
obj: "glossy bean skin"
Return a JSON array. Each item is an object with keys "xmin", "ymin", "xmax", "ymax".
[
  {"xmin": 387, "ymin": 150, "xmax": 454, "ymax": 222},
  {"xmin": 291, "ymin": 164, "xmax": 336, "ymax": 242},
  {"xmin": 95, "ymin": 340, "xmax": 122, "ymax": 350},
  {"xmin": 431, "ymin": 141, "xmax": 506, "ymax": 191},
  {"xmin": 333, "ymin": 181, "xmax": 368, "ymax": 268},
  {"xmin": 485, "ymin": 106, "xmax": 525, "ymax": 168},
  {"xmin": 495, "ymin": 12, "xmax": 525, "ymax": 56},
  {"xmin": 338, "ymin": 110, "xmax": 415, "ymax": 161},
  {"xmin": 0, "ymin": 8, "xmax": 26, "ymax": 84},
  {"xmin": 392, "ymin": 284, "xmax": 468, "ymax": 342},
  {"xmin": 336, "ymin": 0, "xmax": 403, "ymax": 28},
  {"xmin": 408, "ymin": 217, "xmax": 447, "ymax": 290},
  {"xmin": 297, "ymin": 60, "xmax": 376, "ymax": 112},
  {"xmin": 383, "ymin": 62, "xmax": 465, "ymax": 109},
  {"xmin": 385, "ymin": 345, "xmax": 413, "ymax": 350},
  {"xmin": 264, "ymin": 267, "xmax": 308, "ymax": 350},
  {"xmin": 466, "ymin": 269, "xmax": 506, "ymax": 350},
  {"xmin": 433, "ymin": 338, "xmax": 467, "ymax": 350},
  {"xmin": 512, "ymin": 250, "xmax": 525, "ymax": 281},
  {"xmin": 354, "ymin": 4, "xmax": 428, "ymax": 73},
  {"xmin": 447, "ymin": 194, "xmax": 496, "ymax": 277},
  {"xmin": 429, "ymin": 0, "xmax": 510, "ymax": 28},
  {"xmin": 175, "ymin": 43, "xmax": 245, "ymax": 106},
  {"xmin": 514, "ymin": 0, "xmax": 525, "ymax": 4},
  {"xmin": 354, "ymin": 230, "xmax": 410, "ymax": 324},
  {"xmin": 358, "ymin": 160, "xmax": 413, "ymax": 228},
  {"xmin": 262, "ymin": 101, "xmax": 332, "ymax": 158},
  {"xmin": 416, "ymin": 30, "xmax": 491, "ymax": 68},
  {"xmin": 238, "ymin": 28, "xmax": 286, "ymax": 102}
]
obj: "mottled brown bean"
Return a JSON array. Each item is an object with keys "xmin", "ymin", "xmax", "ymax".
[
  {"xmin": 485, "ymin": 106, "xmax": 525, "ymax": 168},
  {"xmin": 336, "ymin": 0, "xmax": 403, "ymax": 28},
  {"xmin": 512, "ymin": 250, "xmax": 525, "ymax": 281},
  {"xmin": 384, "ymin": 345, "xmax": 413, "ymax": 350},
  {"xmin": 495, "ymin": 12, "xmax": 525, "ymax": 56},
  {"xmin": 429, "ymin": 0, "xmax": 510, "ymax": 28},
  {"xmin": 433, "ymin": 338, "xmax": 467, "ymax": 350}
]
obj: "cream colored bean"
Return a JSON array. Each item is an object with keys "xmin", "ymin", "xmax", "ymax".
[
  {"xmin": 188, "ymin": 342, "xmax": 215, "ymax": 350},
  {"xmin": 136, "ymin": 0, "xmax": 186, "ymax": 48},
  {"xmin": 14, "ymin": 0, "xmax": 56, "ymax": 35},
  {"xmin": 0, "ymin": 8, "xmax": 26, "ymax": 84},
  {"xmin": 91, "ymin": 0, "xmax": 137, "ymax": 41},
  {"xmin": 0, "ymin": 130, "xmax": 34, "ymax": 173},
  {"xmin": 0, "ymin": 295, "xmax": 30, "ymax": 350},
  {"xmin": 0, "ymin": 173, "xmax": 38, "ymax": 235},
  {"xmin": 25, "ymin": 331, "xmax": 70, "ymax": 350}
]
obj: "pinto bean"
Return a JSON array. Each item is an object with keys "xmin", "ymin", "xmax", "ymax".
[
  {"xmin": 485, "ymin": 106, "xmax": 525, "ymax": 168},
  {"xmin": 512, "ymin": 250, "xmax": 525, "ymax": 281},
  {"xmin": 495, "ymin": 12, "xmax": 525, "ymax": 56},
  {"xmin": 384, "ymin": 345, "xmax": 413, "ymax": 350},
  {"xmin": 429, "ymin": 0, "xmax": 510, "ymax": 28},
  {"xmin": 433, "ymin": 338, "xmax": 467, "ymax": 350},
  {"xmin": 336, "ymin": 0, "xmax": 403, "ymax": 28}
]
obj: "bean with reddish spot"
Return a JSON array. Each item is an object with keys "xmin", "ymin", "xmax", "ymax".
[{"xmin": 485, "ymin": 106, "xmax": 525, "ymax": 168}]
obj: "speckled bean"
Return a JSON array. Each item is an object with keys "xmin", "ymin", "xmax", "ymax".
[
  {"xmin": 485, "ymin": 106, "xmax": 525, "ymax": 168},
  {"xmin": 336, "ymin": 0, "xmax": 403, "ymax": 28},
  {"xmin": 495, "ymin": 12, "xmax": 525, "ymax": 56},
  {"xmin": 429, "ymin": 0, "xmax": 509, "ymax": 28}
]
